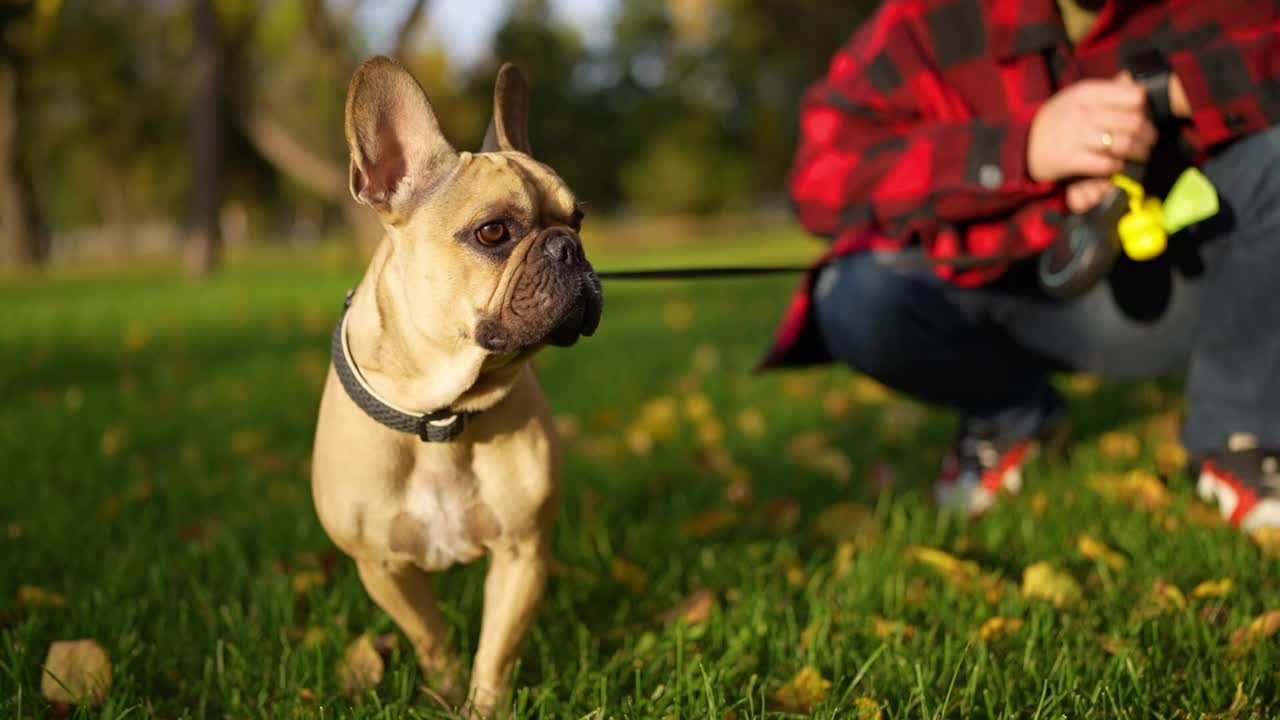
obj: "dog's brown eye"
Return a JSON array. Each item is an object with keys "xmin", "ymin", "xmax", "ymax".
[{"xmin": 476, "ymin": 222, "xmax": 509, "ymax": 246}]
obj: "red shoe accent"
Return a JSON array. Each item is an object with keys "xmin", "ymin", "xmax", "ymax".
[
  {"xmin": 1204, "ymin": 459, "xmax": 1261, "ymax": 527},
  {"xmin": 979, "ymin": 440, "xmax": 1031, "ymax": 493}
]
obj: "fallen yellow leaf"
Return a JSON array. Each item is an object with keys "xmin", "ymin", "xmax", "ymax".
[
  {"xmin": 781, "ymin": 374, "xmax": 819, "ymax": 399},
  {"xmin": 624, "ymin": 426, "xmax": 654, "ymax": 456},
  {"xmin": 1191, "ymin": 578, "xmax": 1235, "ymax": 599},
  {"xmin": 611, "ymin": 557, "xmax": 649, "ymax": 594},
  {"xmin": 1155, "ymin": 442, "xmax": 1188, "ymax": 474},
  {"xmin": 1021, "ymin": 562, "xmax": 1083, "ymax": 608},
  {"xmin": 850, "ymin": 376, "xmax": 893, "ymax": 404},
  {"xmin": 338, "ymin": 633, "xmax": 384, "ymax": 694},
  {"xmin": 99, "ymin": 426, "xmax": 127, "ymax": 457},
  {"xmin": 1030, "ymin": 492, "xmax": 1049, "ymax": 516},
  {"xmin": 291, "ymin": 570, "xmax": 327, "ymax": 594},
  {"xmin": 658, "ymin": 589, "xmax": 716, "ymax": 625},
  {"xmin": 1230, "ymin": 609, "xmax": 1280, "ymax": 652},
  {"xmin": 695, "ymin": 418, "xmax": 725, "ymax": 448},
  {"xmin": 833, "ymin": 542, "xmax": 856, "ymax": 578},
  {"xmin": 785, "ymin": 431, "xmax": 829, "ymax": 461},
  {"xmin": 1086, "ymin": 470, "xmax": 1171, "ymax": 510},
  {"xmin": 682, "ymin": 508, "xmax": 739, "ymax": 538},
  {"xmin": 871, "ymin": 615, "xmax": 917, "ymax": 639},
  {"xmin": 1134, "ymin": 580, "xmax": 1188, "ymax": 620},
  {"xmin": 1099, "ymin": 431, "xmax": 1141, "ymax": 461},
  {"xmin": 852, "ymin": 696, "xmax": 884, "ymax": 719},
  {"xmin": 17, "ymin": 586, "xmax": 66, "ymax": 609},
  {"xmin": 41, "ymin": 639, "xmax": 112, "ymax": 705},
  {"xmin": 822, "ymin": 389, "xmax": 853, "ymax": 418},
  {"xmin": 814, "ymin": 502, "xmax": 879, "ymax": 546},
  {"xmin": 1251, "ymin": 527, "xmax": 1280, "ymax": 558},
  {"xmin": 691, "ymin": 344, "xmax": 720, "ymax": 373},
  {"xmin": 977, "ymin": 616, "xmax": 1025, "ymax": 642},
  {"xmin": 903, "ymin": 546, "xmax": 981, "ymax": 588},
  {"xmin": 684, "ymin": 393, "xmax": 713, "ymax": 422},
  {"xmin": 786, "ymin": 564, "xmax": 808, "ymax": 587},
  {"xmin": 771, "ymin": 665, "xmax": 831, "ymax": 712},
  {"xmin": 1077, "ymin": 534, "xmax": 1128, "ymax": 571},
  {"xmin": 735, "ymin": 408, "xmax": 766, "ymax": 437},
  {"xmin": 662, "ymin": 300, "xmax": 694, "ymax": 331}
]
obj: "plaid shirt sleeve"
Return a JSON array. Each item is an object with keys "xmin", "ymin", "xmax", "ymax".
[
  {"xmin": 1170, "ymin": 18, "xmax": 1280, "ymax": 150},
  {"xmin": 786, "ymin": 8, "xmax": 1057, "ymax": 249}
]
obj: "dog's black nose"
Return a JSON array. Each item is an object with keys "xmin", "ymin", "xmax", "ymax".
[{"xmin": 543, "ymin": 232, "xmax": 579, "ymax": 266}]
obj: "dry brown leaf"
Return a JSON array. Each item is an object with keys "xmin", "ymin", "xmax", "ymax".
[
  {"xmin": 1077, "ymin": 535, "xmax": 1128, "ymax": 571},
  {"xmin": 658, "ymin": 589, "xmax": 716, "ymax": 625},
  {"xmin": 1230, "ymin": 609, "xmax": 1280, "ymax": 651},
  {"xmin": 41, "ymin": 639, "xmax": 112, "ymax": 705},
  {"xmin": 553, "ymin": 414, "xmax": 581, "ymax": 442},
  {"xmin": 814, "ymin": 502, "xmax": 879, "ymax": 546},
  {"xmin": 1021, "ymin": 562, "xmax": 1083, "ymax": 608},
  {"xmin": 18, "ymin": 585, "xmax": 67, "ymax": 609},
  {"xmin": 682, "ymin": 508, "xmax": 739, "ymax": 538},
  {"xmin": 977, "ymin": 616, "xmax": 1025, "ymax": 642},
  {"xmin": 611, "ymin": 557, "xmax": 649, "ymax": 594},
  {"xmin": 1191, "ymin": 578, "xmax": 1235, "ymax": 599},
  {"xmin": 763, "ymin": 497, "xmax": 802, "ymax": 531},
  {"xmin": 822, "ymin": 389, "xmax": 853, "ymax": 418},
  {"xmin": 871, "ymin": 615, "xmax": 917, "ymax": 639},
  {"xmin": 1098, "ymin": 431, "xmax": 1141, "ymax": 462},
  {"xmin": 770, "ymin": 665, "xmax": 831, "ymax": 712},
  {"xmin": 735, "ymin": 408, "xmax": 767, "ymax": 437},
  {"xmin": 662, "ymin": 300, "xmax": 694, "ymax": 331},
  {"xmin": 338, "ymin": 633, "xmax": 384, "ymax": 694}
]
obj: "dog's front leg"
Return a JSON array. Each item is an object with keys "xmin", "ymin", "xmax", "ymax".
[
  {"xmin": 354, "ymin": 558, "xmax": 466, "ymax": 706},
  {"xmin": 465, "ymin": 538, "xmax": 549, "ymax": 719}
]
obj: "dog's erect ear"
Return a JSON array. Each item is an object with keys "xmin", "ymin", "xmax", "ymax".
[
  {"xmin": 345, "ymin": 55, "xmax": 458, "ymax": 220},
  {"xmin": 480, "ymin": 62, "xmax": 532, "ymax": 155}
]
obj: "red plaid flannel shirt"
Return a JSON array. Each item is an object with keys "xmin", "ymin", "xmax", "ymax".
[{"xmin": 763, "ymin": 0, "xmax": 1280, "ymax": 368}]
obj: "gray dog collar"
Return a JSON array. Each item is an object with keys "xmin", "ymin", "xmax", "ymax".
[{"xmin": 331, "ymin": 290, "xmax": 468, "ymax": 442}]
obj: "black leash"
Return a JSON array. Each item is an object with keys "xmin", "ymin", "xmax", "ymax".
[{"xmin": 595, "ymin": 265, "xmax": 811, "ymax": 280}]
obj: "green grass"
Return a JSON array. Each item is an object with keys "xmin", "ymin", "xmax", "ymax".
[{"xmin": 2, "ymin": 227, "xmax": 1278, "ymax": 719}]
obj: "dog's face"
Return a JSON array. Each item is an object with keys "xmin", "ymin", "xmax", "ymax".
[{"xmin": 344, "ymin": 57, "xmax": 601, "ymax": 359}]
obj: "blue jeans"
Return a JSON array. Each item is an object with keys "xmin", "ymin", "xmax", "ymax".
[{"xmin": 811, "ymin": 124, "xmax": 1280, "ymax": 457}]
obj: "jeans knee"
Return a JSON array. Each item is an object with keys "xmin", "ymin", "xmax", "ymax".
[{"xmin": 812, "ymin": 253, "xmax": 932, "ymax": 374}]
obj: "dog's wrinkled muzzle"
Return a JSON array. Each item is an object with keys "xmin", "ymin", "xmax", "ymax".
[{"xmin": 475, "ymin": 228, "xmax": 603, "ymax": 353}]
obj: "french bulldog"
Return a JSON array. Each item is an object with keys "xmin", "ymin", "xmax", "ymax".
[{"xmin": 310, "ymin": 55, "xmax": 602, "ymax": 717}]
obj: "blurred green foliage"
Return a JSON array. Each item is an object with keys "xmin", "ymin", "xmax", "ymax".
[{"xmin": 10, "ymin": 0, "xmax": 877, "ymax": 248}]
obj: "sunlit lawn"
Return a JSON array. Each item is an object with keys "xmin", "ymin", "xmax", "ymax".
[{"xmin": 2, "ymin": 225, "xmax": 1278, "ymax": 718}]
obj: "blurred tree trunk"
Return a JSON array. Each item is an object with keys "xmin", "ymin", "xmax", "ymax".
[
  {"xmin": 232, "ymin": 0, "xmax": 427, "ymax": 257},
  {"xmin": 184, "ymin": 0, "xmax": 224, "ymax": 277},
  {"xmin": 0, "ymin": 46, "xmax": 47, "ymax": 268}
]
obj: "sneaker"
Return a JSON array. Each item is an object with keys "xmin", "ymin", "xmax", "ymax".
[
  {"xmin": 934, "ymin": 405, "xmax": 1070, "ymax": 517},
  {"xmin": 1196, "ymin": 434, "xmax": 1280, "ymax": 532}
]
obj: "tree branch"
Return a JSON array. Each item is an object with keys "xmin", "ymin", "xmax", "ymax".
[{"xmin": 392, "ymin": 0, "xmax": 429, "ymax": 60}]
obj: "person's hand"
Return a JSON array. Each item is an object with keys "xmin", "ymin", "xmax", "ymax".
[
  {"xmin": 1065, "ymin": 177, "xmax": 1115, "ymax": 213},
  {"xmin": 1027, "ymin": 73, "xmax": 1157, "ymax": 183}
]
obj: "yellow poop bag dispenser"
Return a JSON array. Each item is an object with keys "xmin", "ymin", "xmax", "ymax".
[{"xmin": 1109, "ymin": 166, "xmax": 1221, "ymax": 261}]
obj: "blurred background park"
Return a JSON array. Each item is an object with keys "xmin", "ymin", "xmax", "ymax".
[
  {"xmin": 0, "ymin": 0, "xmax": 876, "ymax": 273},
  {"xmin": 7, "ymin": 2, "xmax": 1279, "ymax": 718}
]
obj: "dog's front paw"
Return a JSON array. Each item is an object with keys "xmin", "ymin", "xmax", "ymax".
[
  {"xmin": 416, "ymin": 655, "xmax": 467, "ymax": 709},
  {"xmin": 460, "ymin": 686, "xmax": 513, "ymax": 720}
]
